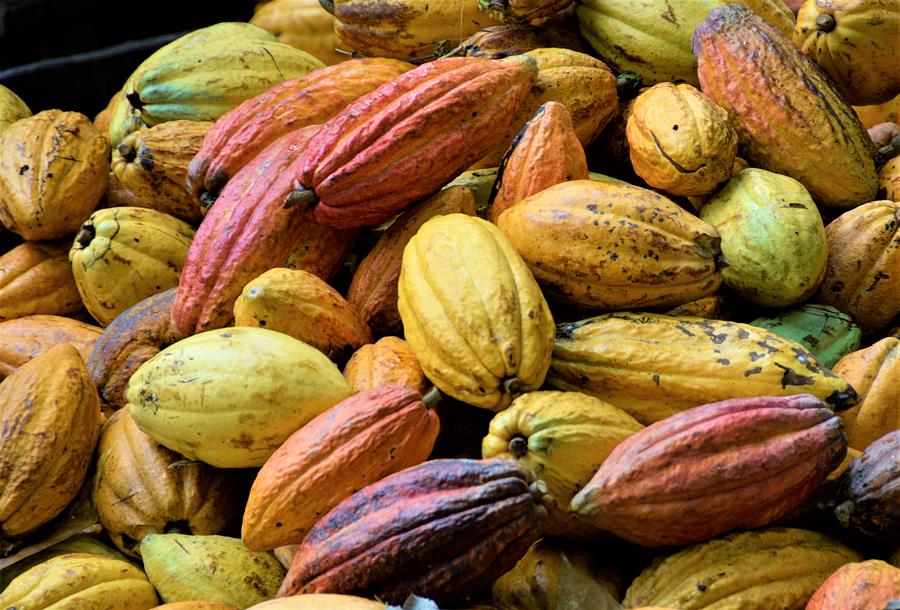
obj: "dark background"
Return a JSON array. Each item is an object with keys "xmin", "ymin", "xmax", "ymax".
[{"xmin": 0, "ymin": 0, "xmax": 257, "ymax": 117}]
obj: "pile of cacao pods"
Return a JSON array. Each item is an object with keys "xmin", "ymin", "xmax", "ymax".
[{"xmin": 0, "ymin": 0, "xmax": 899, "ymax": 607}]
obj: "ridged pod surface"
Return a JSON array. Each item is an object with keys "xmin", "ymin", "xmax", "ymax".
[
  {"xmin": 834, "ymin": 429, "xmax": 900, "ymax": 545},
  {"xmin": 88, "ymin": 288, "xmax": 184, "ymax": 410},
  {"xmin": 453, "ymin": 22, "xmax": 588, "ymax": 59},
  {"xmin": 0, "ymin": 553, "xmax": 158, "ymax": 609},
  {"xmin": 692, "ymin": 3, "xmax": 878, "ymax": 208},
  {"xmin": 700, "ymin": 168, "xmax": 827, "ymax": 308},
  {"xmin": 626, "ymin": 82, "xmax": 736, "ymax": 197},
  {"xmin": 491, "ymin": 539, "xmax": 624, "ymax": 608},
  {"xmin": 397, "ymin": 213, "xmax": 555, "ymax": 411},
  {"xmin": 242, "ymin": 385, "xmax": 440, "ymax": 550},
  {"xmin": 0, "ymin": 344, "xmax": 101, "ymax": 536},
  {"xmin": 69, "ymin": 206, "xmax": 195, "ymax": 326},
  {"xmin": 250, "ymin": 0, "xmax": 347, "ymax": 65},
  {"xmin": 0, "ymin": 314, "xmax": 101, "ymax": 379},
  {"xmin": 126, "ymin": 327, "xmax": 352, "ymax": 468},
  {"xmin": 331, "ymin": 0, "xmax": 503, "ymax": 60},
  {"xmin": 343, "ymin": 336, "xmax": 430, "ymax": 394},
  {"xmin": 806, "ymin": 560, "xmax": 900, "ymax": 610},
  {"xmin": 482, "ymin": 390, "xmax": 642, "ymax": 538},
  {"xmin": 479, "ymin": 0, "xmax": 574, "ymax": 24},
  {"xmin": 347, "ymin": 186, "xmax": 477, "ymax": 337},
  {"xmin": 112, "ymin": 120, "xmax": 212, "ymax": 224},
  {"xmin": 833, "ymin": 337, "xmax": 900, "ymax": 450},
  {"xmin": 141, "ymin": 534, "xmax": 286, "ymax": 607},
  {"xmin": 576, "ymin": 0, "xmax": 724, "ymax": 86},
  {"xmin": 278, "ymin": 458, "xmax": 549, "ymax": 604},
  {"xmin": 0, "ymin": 109, "xmax": 109, "ymax": 240},
  {"xmin": 282, "ymin": 222, "xmax": 359, "ymax": 282},
  {"xmin": 233, "ymin": 268, "xmax": 372, "ymax": 363},
  {"xmin": 477, "ymin": 48, "xmax": 618, "ymax": 168},
  {"xmin": 187, "ymin": 58, "xmax": 412, "ymax": 202},
  {"xmin": 93, "ymin": 410, "xmax": 241, "ymax": 557},
  {"xmin": 0, "ymin": 83, "xmax": 30, "ymax": 134},
  {"xmin": 623, "ymin": 528, "xmax": 862, "ymax": 609},
  {"xmin": 570, "ymin": 394, "xmax": 847, "ymax": 547},
  {"xmin": 172, "ymin": 125, "xmax": 321, "ymax": 336},
  {"xmin": 111, "ymin": 22, "xmax": 325, "ymax": 145},
  {"xmin": 489, "ymin": 102, "xmax": 588, "ymax": 223},
  {"xmin": 816, "ymin": 200, "xmax": 900, "ymax": 334},
  {"xmin": 0, "ymin": 239, "xmax": 82, "ymax": 320},
  {"xmin": 794, "ymin": 0, "xmax": 900, "ymax": 105},
  {"xmin": 549, "ymin": 312, "xmax": 859, "ymax": 424},
  {"xmin": 293, "ymin": 56, "xmax": 536, "ymax": 228},
  {"xmin": 497, "ymin": 180, "xmax": 722, "ymax": 310}
]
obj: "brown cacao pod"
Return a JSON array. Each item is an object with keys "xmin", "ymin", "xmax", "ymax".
[
  {"xmin": 0, "ymin": 239, "xmax": 83, "ymax": 320},
  {"xmin": 835, "ymin": 428, "xmax": 900, "ymax": 545},
  {"xmin": 816, "ymin": 200, "xmax": 899, "ymax": 334},
  {"xmin": 571, "ymin": 394, "xmax": 847, "ymax": 547},
  {"xmin": 0, "ymin": 314, "xmax": 101, "ymax": 379},
  {"xmin": 87, "ymin": 287, "xmax": 184, "ymax": 410},
  {"xmin": 250, "ymin": 0, "xmax": 346, "ymax": 66},
  {"xmin": 187, "ymin": 58, "xmax": 412, "ymax": 203},
  {"xmin": 0, "ymin": 344, "xmax": 101, "ymax": 536},
  {"xmin": 476, "ymin": 47, "xmax": 618, "ymax": 168},
  {"xmin": 496, "ymin": 180, "xmax": 722, "ymax": 310},
  {"xmin": 242, "ymin": 385, "xmax": 440, "ymax": 550},
  {"xmin": 343, "ymin": 336, "xmax": 430, "ymax": 395},
  {"xmin": 347, "ymin": 186, "xmax": 477, "ymax": 337},
  {"xmin": 172, "ymin": 125, "xmax": 321, "ymax": 336},
  {"xmin": 833, "ymin": 337, "xmax": 900, "ymax": 451},
  {"xmin": 93, "ymin": 409, "xmax": 241, "ymax": 557},
  {"xmin": 488, "ymin": 101, "xmax": 588, "ymax": 223},
  {"xmin": 692, "ymin": 3, "xmax": 878, "ymax": 208},
  {"xmin": 111, "ymin": 120, "xmax": 212, "ymax": 224},
  {"xmin": 794, "ymin": 0, "xmax": 900, "ymax": 106},
  {"xmin": 807, "ymin": 559, "xmax": 900, "ymax": 610},
  {"xmin": 623, "ymin": 527, "xmax": 862, "ymax": 609},
  {"xmin": 626, "ymin": 82, "xmax": 737, "ymax": 197},
  {"xmin": 278, "ymin": 458, "xmax": 549, "ymax": 604},
  {"xmin": 480, "ymin": 0, "xmax": 574, "ymax": 24},
  {"xmin": 0, "ymin": 109, "xmax": 109, "ymax": 239},
  {"xmin": 290, "ymin": 56, "xmax": 536, "ymax": 229},
  {"xmin": 233, "ymin": 268, "xmax": 372, "ymax": 363}
]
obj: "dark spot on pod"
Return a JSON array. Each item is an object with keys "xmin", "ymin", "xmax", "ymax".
[{"xmin": 744, "ymin": 367, "xmax": 762, "ymax": 377}]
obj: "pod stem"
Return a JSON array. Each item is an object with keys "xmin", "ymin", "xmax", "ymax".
[
  {"xmin": 508, "ymin": 435, "xmax": 528, "ymax": 457},
  {"xmin": 283, "ymin": 186, "xmax": 319, "ymax": 210},
  {"xmin": 421, "ymin": 386, "xmax": 442, "ymax": 409}
]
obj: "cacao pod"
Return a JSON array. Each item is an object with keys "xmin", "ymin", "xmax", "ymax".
[
  {"xmin": 0, "ymin": 83, "xmax": 30, "ymax": 134},
  {"xmin": 398, "ymin": 213, "xmax": 555, "ymax": 411},
  {"xmin": 0, "ymin": 239, "xmax": 83, "ymax": 320},
  {"xmin": 749, "ymin": 304, "xmax": 861, "ymax": 369},
  {"xmin": 342, "ymin": 336, "xmax": 430, "ymax": 395},
  {"xmin": 807, "ymin": 559, "xmax": 900, "ymax": 610},
  {"xmin": 251, "ymin": 0, "xmax": 346, "ymax": 65},
  {"xmin": 0, "ymin": 314, "xmax": 101, "ymax": 379}
]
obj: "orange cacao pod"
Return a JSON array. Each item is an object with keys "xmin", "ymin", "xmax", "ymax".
[
  {"xmin": 0, "ymin": 314, "xmax": 101, "ymax": 380},
  {"xmin": 343, "ymin": 337, "xmax": 430, "ymax": 395},
  {"xmin": 0, "ymin": 240, "xmax": 83, "ymax": 320},
  {"xmin": 807, "ymin": 559, "xmax": 900, "ymax": 610},
  {"xmin": 242, "ymin": 385, "xmax": 440, "ymax": 550},
  {"xmin": 489, "ymin": 101, "xmax": 587, "ymax": 223},
  {"xmin": 0, "ymin": 344, "xmax": 101, "ymax": 536}
]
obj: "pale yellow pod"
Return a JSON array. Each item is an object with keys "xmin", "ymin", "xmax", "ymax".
[
  {"xmin": 0, "ymin": 83, "xmax": 31, "ymax": 133},
  {"xmin": 627, "ymin": 82, "xmax": 737, "ymax": 196},
  {"xmin": 141, "ymin": 534, "xmax": 285, "ymax": 608},
  {"xmin": 69, "ymin": 206, "xmax": 195, "ymax": 326},
  {"xmin": 397, "ymin": 213, "xmax": 555, "ymax": 411},
  {"xmin": 126, "ymin": 327, "xmax": 352, "ymax": 468},
  {"xmin": 0, "ymin": 553, "xmax": 158, "ymax": 609}
]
